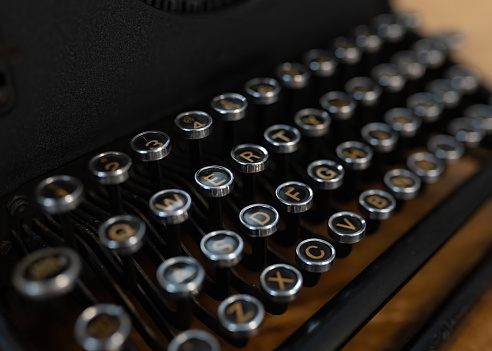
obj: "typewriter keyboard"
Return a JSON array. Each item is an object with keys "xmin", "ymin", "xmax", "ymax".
[{"xmin": 3, "ymin": 11, "xmax": 492, "ymax": 351}]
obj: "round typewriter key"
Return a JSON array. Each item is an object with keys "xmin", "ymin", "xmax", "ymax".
[
  {"xmin": 99, "ymin": 215, "xmax": 146, "ymax": 289},
  {"xmin": 345, "ymin": 76, "xmax": 382, "ymax": 125},
  {"xmin": 36, "ymin": 175, "xmax": 83, "ymax": 214},
  {"xmin": 328, "ymin": 211, "xmax": 366, "ymax": 244},
  {"xmin": 130, "ymin": 130, "xmax": 171, "ymax": 191},
  {"xmin": 319, "ymin": 91, "xmax": 357, "ymax": 121},
  {"xmin": 444, "ymin": 64, "xmax": 481, "ymax": 95},
  {"xmin": 240, "ymin": 204, "xmax": 279, "ymax": 270},
  {"xmin": 372, "ymin": 63, "xmax": 407, "ymax": 93},
  {"xmin": 333, "ymin": 37, "xmax": 361, "ymax": 65},
  {"xmin": 384, "ymin": 108, "xmax": 422, "ymax": 139},
  {"xmin": 275, "ymin": 62, "xmax": 311, "ymax": 112},
  {"xmin": 98, "ymin": 215, "xmax": 146, "ymax": 256},
  {"xmin": 175, "ymin": 111, "xmax": 214, "ymax": 140},
  {"xmin": 36, "ymin": 175, "xmax": 84, "ymax": 249},
  {"xmin": 413, "ymin": 37, "xmax": 448, "ymax": 69},
  {"xmin": 195, "ymin": 165, "xmax": 234, "ymax": 230},
  {"xmin": 168, "ymin": 330, "xmax": 220, "ymax": 351},
  {"xmin": 217, "ymin": 294, "xmax": 264, "ymax": 338},
  {"xmin": 426, "ymin": 79, "xmax": 463, "ymax": 109},
  {"xmin": 12, "ymin": 247, "xmax": 82, "ymax": 300},
  {"xmin": 275, "ymin": 62, "xmax": 310, "ymax": 90},
  {"xmin": 230, "ymin": 144, "xmax": 269, "ymax": 204},
  {"xmin": 361, "ymin": 122, "xmax": 399, "ymax": 154},
  {"xmin": 89, "ymin": 151, "xmax": 132, "ymax": 186},
  {"xmin": 333, "ymin": 37, "xmax": 361, "ymax": 81},
  {"xmin": 294, "ymin": 108, "xmax": 331, "ymax": 138},
  {"xmin": 175, "ymin": 110, "xmax": 213, "ymax": 170},
  {"xmin": 149, "ymin": 189, "xmax": 192, "ymax": 225},
  {"xmin": 89, "ymin": 151, "xmax": 132, "ymax": 215},
  {"xmin": 391, "ymin": 51, "xmax": 426, "ymax": 81},
  {"xmin": 195, "ymin": 165, "xmax": 234, "ymax": 197},
  {"xmin": 201, "ymin": 230, "xmax": 243, "ymax": 299},
  {"xmin": 296, "ymin": 238, "xmax": 336, "ymax": 273},
  {"xmin": 240, "ymin": 204, "xmax": 279, "ymax": 239},
  {"xmin": 303, "ymin": 49, "xmax": 338, "ymax": 96},
  {"xmin": 201, "ymin": 230, "xmax": 244, "ymax": 268},
  {"xmin": 276, "ymin": 181, "xmax": 313, "ymax": 246},
  {"xmin": 336, "ymin": 141, "xmax": 373, "ymax": 200},
  {"xmin": 407, "ymin": 151, "xmax": 445, "ymax": 184},
  {"xmin": 244, "ymin": 77, "xmax": 281, "ymax": 105},
  {"xmin": 353, "ymin": 24, "xmax": 383, "ymax": 73},
  {"xmin": 328, "ymin": 211, "xmax": 366, "ymax": 257},
  {"xmin": 345, "ymin": 76, "xmax": 381, "ymax": 107},
  {"xmin": 211, "ymin": 93, "xmax": 248, "ymax": 122},
  {"xmin": 465, "ymin": 104, "xmax": 492, "ymax": 134},
  {"xmin": 74, "ymin": 304, "xmax": 131, "ymax": 351},
  {"xmin": 244, "ymin": 77, "xmax": 281, "ymax": 139},
  {"xmin": 260, "ymin": 264, "xmax": 303, "ymax": 303},
  {"xmin": 264, "ymin": 124, "xmax": 301, "ymax": 183},
  {"xmin": 407, "ymin": 92, "xmax": 444, "ymax": 124},
  {"xmin": 307, "ymin": 160, "xmax": 344, "ymax": 221},
  {"xmin": 303, "ymin": 49, "xmax": 338, "ymax": 78},
  {"xmin": 294, "ymin": 108, "xmax": 331, "ymax": 162},
  {"xmin": 156, "ymin": 256, "xmax": 205, "ymax": 299},
  {"xmin": 353, "ymin": 25, "xmax": 383, "ymax": 54},
  {"xmin": 358, "ymin": 189, "xmax": 396, "ymax": 220},
  {"xmin": 427, "ymin": 135, "xmax": 465, "ymax": 163},
  {"xmin": 150, "ymin": 189, "xmax": 191, "ymax": 256},
  {"xmin": 307, "ymin": 160, "xmax": 344, "ymax": 191},
  {"xmin": 372, "ymin": 13, "xmax": 406, "ymax": 44},
  {"xmin": 264, "ymin": 124, "xmax": 301, "ymax": 154},
  {"xmin": 383, "ymin": 169, "xmax": 422, "ymax": 201},
  {"xmin": 336, "ymin": 141, "xmax": 373, "ymax": 171},
  {"xmin": 231, "ymin": 144, "xmax": 269, "ymax": 174},
  {"xmin": 358, "ymin": 189, "xmax": 396, "ymax": 233},
  {"xmin": 157, "ymin": 256, "xmax": 205, "ymax": 329},
  {"xmin": 275, "ymin": 181, "xmax": 313, "ymax": 214},
  {"xmin": 130, "ymin": 131, "xmax": 171, "ymax": 162},
  {"xmin": 211, "ymin": 92, "xmax": 248, "ymax": 153},
  {"xmin": 448, "ymin": 117, "xmax": 485, "ymax": 148}
]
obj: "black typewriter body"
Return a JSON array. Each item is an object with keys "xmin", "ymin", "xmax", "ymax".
[{"xmin": 2, "ymin": 1, "xmax": 492, "ymax": 350}]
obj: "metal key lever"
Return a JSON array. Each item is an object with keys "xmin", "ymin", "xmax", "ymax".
[{"xmin": 277, "ymin": 155, "xmax": 492, "ymax": 351}]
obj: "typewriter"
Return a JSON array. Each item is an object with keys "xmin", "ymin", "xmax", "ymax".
[{"xmin": 2, "ymin": 0, "xmax": 492, "ymax": 350}]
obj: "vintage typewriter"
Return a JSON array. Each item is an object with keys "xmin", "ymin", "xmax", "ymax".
[{"xmin": 2, "ymin": 0, "xmax": 492, "ymax": 350}]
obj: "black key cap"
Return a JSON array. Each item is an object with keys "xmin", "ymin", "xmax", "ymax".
[
  {"xmin": 35, "ymin": 175, "xmax": 84, "ymax": 249},
  {"xmin": 260, "ymin": 263, "xmax": 303, "ymax": 303},
  {"xmin": 201, "ymin": 230, "xmax": 244, "ymax": 299},
  {"xmin": 74, "ymin": 304, "xmax": 132, "ymax": 351},
  {"xmin": 230, "ymin": 144, "xmax": 269, "ymax": 205},
  {"xmin": 174, "ymin": 110, "xmax": 213, "ymax": 171},
  {"xmin": 275, "ymin": 181, "xmax": 313, "ymax": 246},
  {"xmin": 217, "ymin": 294, "xmax": 265, "ymax": 339},
  {"xmin": 130, "ymin": 130, "xmax": 171, "ymax": 192},
  {"xmin": 88, "ymin": 151, "xmax": 132, "ymax": 215},
  {"xmin": 195, "ymin": 165, "xmax": 234, "ymax": 231},
  {"xmin": 12, "ymin": 247, "xmax": 82, "ymax": 300},
  {"xmin": 239, "ymin": 204, "xmax": 279, "ymax": 270},
  {"xmin": 328, "ymin": 211, "xmax": 366, "ymax": 257}
]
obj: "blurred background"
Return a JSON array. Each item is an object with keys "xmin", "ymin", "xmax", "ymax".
[{"xmin": 394, "ymin": 0, "xmax": 492, "ymax": 85}]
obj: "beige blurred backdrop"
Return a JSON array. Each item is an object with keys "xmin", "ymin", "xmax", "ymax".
[{"xmin": 393, "ymin": 0, "xmax": 492, "ymax": 86}]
